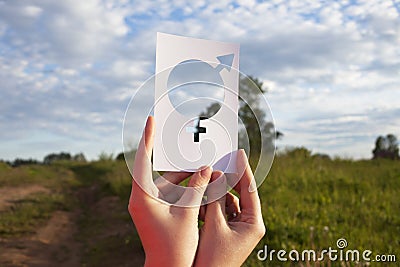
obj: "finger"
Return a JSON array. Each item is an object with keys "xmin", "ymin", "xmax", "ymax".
[
  {"xmin": 204, "ymin": 171, "xmax": 227, "ymax": 224},
  {"xmin": 226, "ymin": 172, "xmax": 240, "ymax": 190},
  {"xmin": 199, "ymin": 205, "xmax": 206, "ymax": 221},
  {"xmin": 131, "ymin": 116, "xmax": 158, "ymax": 197},
  {"xmin": 163, "ymin": 171, "xmax": 192, "ymax": 184},
  {"xmin": 225, "ymin": 192, "xmax": 240, "ymax": 219},
  {"xmin": 140, "ymin": 116, "xmax": 155, "ymax": 156},
  {"xmin": 175, "ymin": 166, "xmax": 212, "ymax": 207},
  {"xmin": 236, "ymin": 149, "xmax": 262, "ymax": 216},
  {"xmin": 154, "ymin": 172, "xmax": 192, "ymax": 203},
  {"xmin": 155, "ymin": 171, "xmax": 192, "ymax": 192}
]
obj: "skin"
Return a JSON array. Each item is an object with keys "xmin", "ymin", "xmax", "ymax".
[
  {"xmin": 195, "ymin": 151, "xmax": 266, "ymax": 267},
  {"xmin": 128, "ymin": 116, "xmax": 265, "ymax": 267}
]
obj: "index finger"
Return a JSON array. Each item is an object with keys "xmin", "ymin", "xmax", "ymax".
[
  {"xmin": 235, "ymin": 149, "xmax": 262, "ymax": 215},
  {"xmin": 131, "ymin": 116, "xmax": 158, "ymax": 196}
]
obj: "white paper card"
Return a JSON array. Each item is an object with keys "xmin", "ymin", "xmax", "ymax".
[{"xmin": 153, "ymin": 32, "xmax": 239, "ymax": 172}]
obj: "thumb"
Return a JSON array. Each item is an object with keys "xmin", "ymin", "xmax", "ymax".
[
  {"xmin": 175, "ymin": 166, "xmax": 212, "ymax": 207},
  {"xmin": 204, "ymin": 171, "xmax": 227, "ymax": 224}
]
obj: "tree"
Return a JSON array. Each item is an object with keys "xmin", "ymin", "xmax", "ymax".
[
  {"xmin": 73, "ymin": 153, "xmax": 87, "ymax": 162},
  {"xmin": 43, "ymin": 152, "xmax": 72, "ymax": 164},
  {"xmin": 116, "ymin": 152, "xmax": 125, "ymax": 161},
  {"xmin": 372, "ymin": 134, "xmax": 399, "ymax": 160},
  {"xmin": 116, "ymin": 150, "xmax": 136, "ymax": 161},
  {"xmin": 200, "ymin": 75, "xmax": 282, "ymax": 158},
  {"xmin": 11, "ymin": 158, "xmax": 40, "ymax": 167},
  {"xmin": 98, "ymin": 152, "xmax": 114, "ymax": 161},
  {"xmin": 387, "ymin": 134, "xmax": 398, "ymax": 155}
]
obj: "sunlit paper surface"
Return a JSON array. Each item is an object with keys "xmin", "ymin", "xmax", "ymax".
[{"xmin": 153, "ymin": 32, "xmax": 239, "ymax": 172}]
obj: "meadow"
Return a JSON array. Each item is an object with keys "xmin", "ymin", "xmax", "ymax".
[{"xmin": 0, "ymin": 148, "xmax": 399, "ymax": 266}]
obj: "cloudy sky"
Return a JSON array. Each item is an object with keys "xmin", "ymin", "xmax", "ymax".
[{"xmin": 0, "ymin": 0, "xmax": 399, "ymax": 161}]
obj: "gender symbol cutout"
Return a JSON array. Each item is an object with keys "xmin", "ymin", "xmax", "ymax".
[{"xmin": 153, "ymin": 32, "xmax": 239, "ymax": 172}]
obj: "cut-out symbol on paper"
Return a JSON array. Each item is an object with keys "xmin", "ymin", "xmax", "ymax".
[
  {"xmin": 168, "ymin": 54, "xmax": 235, "ymax": 143},
  {"xmin": 154, "ymin": 32, "xmax": 239, "ymax": 173},
  {"xmin": 167, "ymin": 54, "xmax": 235, "ymax": 119},
  {"xmin": 215, "ymin": 54, "xmax": 234, "ymax": 71},
  {"xmin": 186, "ymin": 117, "xmax": 207, "ymax": 142}
]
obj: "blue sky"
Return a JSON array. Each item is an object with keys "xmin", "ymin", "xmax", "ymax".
[{"xmin": 0, "ymin": 0, "xmax": 399, "ymax": 161}]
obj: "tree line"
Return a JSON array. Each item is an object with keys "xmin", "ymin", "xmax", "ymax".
[
  {"xmin": 372, "ymin": 134, "xmax": 399, "ymax": 160},
  {"xmin": 2, "ymin": 152, "xmax": 87, "ymax": 167}
]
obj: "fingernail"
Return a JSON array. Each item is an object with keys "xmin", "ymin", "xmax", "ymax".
[
  {"xmin": 239, "ymin": 149, "xmax": 248, "ymax": 159},
  {"xmin": 145, "ymin": 116, "xmax": 152, "ymax": 129},
  {"xmin": 249, "ymin": 178, "xmax": 257, "ymax": 192},
  {"xmin": 211, "ymin": 171, "xmax": 224, "ymax": 182}
]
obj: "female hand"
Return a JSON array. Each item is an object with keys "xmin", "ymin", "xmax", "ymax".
[
  {"xmin": 128, "ymin": 116, "xmax": 213, "ymax": 267},
  {"xmin": 195, "ymin": 149, "xmax": 266, "ymax": 267}
]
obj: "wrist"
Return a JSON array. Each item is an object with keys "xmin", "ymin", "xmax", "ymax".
[{"xmin": 145, "ymin": 254, "xmax": 194, "ymax": 267}]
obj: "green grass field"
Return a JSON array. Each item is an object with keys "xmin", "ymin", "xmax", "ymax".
[
  {"xmin": 247, "ymin": 148, "xmax": 400, "ymax": 266},
  {"xmin": 0, "ymin": 149, "xmax": 399, "ymax": 266}
]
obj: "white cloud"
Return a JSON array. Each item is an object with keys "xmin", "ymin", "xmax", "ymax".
[
  {"xmin": 0, "ymin": 0, "xmax": 399, "ymax": 160},
  {"xmin": 22, "ymin": 5, "xmax": 42, "ymax": 17}
]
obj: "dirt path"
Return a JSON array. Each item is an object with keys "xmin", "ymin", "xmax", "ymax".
[
  {"xmin": 0, "ymin": 183, "xmax": 81, "ymax": 267},
  {"xmin": 0, "ymin": 182, "xmax": 144, "ymax": 267},
  {"xmin": 0, "ymin": 210, "xmax": 81, "ymax": 267},
  {"xmin": 0, "ymin": 185, "xmax": 49, "ymax": 212}
]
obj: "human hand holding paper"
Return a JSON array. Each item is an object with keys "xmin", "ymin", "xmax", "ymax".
[
  {"xmin": 128, "ymin": 116, "xmax": 213, "ymax": 267},
  {"xmin": 128, "ymin": 116, "xmax": 265, "ymax": 267},
  {"xmin": 195, "ymin": 150, "xmax": 266, "ymax": 267}
]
